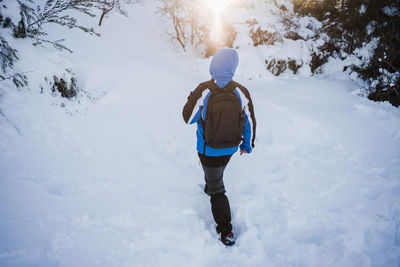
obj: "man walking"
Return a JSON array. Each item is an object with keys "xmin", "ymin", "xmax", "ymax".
[{"xmin": 182, "ymin": 48, "xmax": 256, "ymax": 246}]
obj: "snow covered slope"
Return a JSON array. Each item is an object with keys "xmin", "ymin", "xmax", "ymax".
[{"xmin": 1, "ymin": 2, "xmax": 400, "ymax": 267}]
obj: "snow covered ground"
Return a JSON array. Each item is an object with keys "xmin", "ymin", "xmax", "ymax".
[{"xmin": 1, "ymin": 2, "xmax": 400, "ymax": 267}]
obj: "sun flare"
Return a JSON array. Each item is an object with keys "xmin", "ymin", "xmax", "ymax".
[
  {"xmin": 204, "ymin": 0, "xmax": 234, "ymax": 13},
  {"xmin": 204, "ymin": 0, "xmax": 234, "ymax": 46}
]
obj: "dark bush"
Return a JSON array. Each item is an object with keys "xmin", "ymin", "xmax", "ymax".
[
  {"xmin": 291, "ymin": 0, "xmax": 400, "ymax": 107},
  {"xmin": 288, "ymin": 59, "xmax": 302, "ymax": 74},
  {"xmin": 13, "ymin": 19, "xmax": 27, "ymax": 38},
  {"xmin": 250, "ymin": 28, "xmax": 281, "ymax": 46},
  {"xmin": 3, "ymin": 17, "xmax": 11, "ymax": 28},
  {"xmin": 265, "ymin": 58, "xmax": 303, "ymax": 75},
  {"xmin": 52, "ymin": 76, "xmax": 77, "ymax": 98},
  {"xmin": 368, "ymin": 88, "xmax": 400, "ymax": 107},
  {"xmin": 266, "ymin": 59, "xmax": 287, "ymax": 76}
]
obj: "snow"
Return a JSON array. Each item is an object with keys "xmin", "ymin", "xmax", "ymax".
[
  {"xmin": 382, "ymin": 6, "xmax": 399, "ymax": 16},
  {"xmin": 0, "ymin": 1, "xmax": 20, "ymax": 24},
  {"xmin": 359, "ymin": 4, "xmax": 367, "ymax": 15},
  {"xmin": 1, "ymin": 1, "xmax": 400, "ymax": 267},
  {"xmin": 230, "ymin": 1, "xmax": 325, "ymax": 78}
]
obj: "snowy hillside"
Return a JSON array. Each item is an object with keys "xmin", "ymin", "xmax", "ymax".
[{"xmin": 1, "ymin": 1, "xmax": 400, "ymax": 267}]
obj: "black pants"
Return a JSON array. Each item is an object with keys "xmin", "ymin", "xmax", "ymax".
[{"xmin": 198, "ymin": 153, "xmax": 232, "ymax": 235}]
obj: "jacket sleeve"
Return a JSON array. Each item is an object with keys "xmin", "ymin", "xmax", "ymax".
[
  {"xmin": 182, "ymin": 83, "xmax": 206, "ymax": 124},
  {"xmin": 235, "ymin": 83, "xmax": 256, "ymax": 151},
  {"xmin": 240, "ymin": 113, "xmax": 252, "ymax": 153}
]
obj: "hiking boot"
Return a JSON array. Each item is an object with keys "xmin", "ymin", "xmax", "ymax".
[{"xmin": 220, "ymin": 232, "xmax": 235, "ymax": 246}]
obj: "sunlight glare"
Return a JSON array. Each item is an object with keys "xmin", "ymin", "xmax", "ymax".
[
  {"xmin": 204, "ymin": 0, "xmax": 234, "ymax": 46},
  {"xmin": 204, "ymin": 0, "xmax": 234, "ymax": 13}
]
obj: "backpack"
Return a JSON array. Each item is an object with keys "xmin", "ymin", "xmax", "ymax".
[{"xmin": 203, "ymin": 80, "xmax": 245, "ymax": 149}]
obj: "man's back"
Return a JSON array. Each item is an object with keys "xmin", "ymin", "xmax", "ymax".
[
  {"xmin": 182, "ymin": 48, "xmax": 256, "ymax": 246},
  {"xmin": 182, "ymin": 79, "xmax": 256, "ymax": 156}
]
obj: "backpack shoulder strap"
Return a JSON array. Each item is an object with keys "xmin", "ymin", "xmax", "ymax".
[
  {"xmin": 204, "ymin": 80, "xmax": 238, "ymax": 93},
  {"xmin": 224, "ymin": 81, "xmax": 238, "ymax": 92},
  {"xmin": 203, "ymin": 80, "xmax": 219, "ymax": 93}
]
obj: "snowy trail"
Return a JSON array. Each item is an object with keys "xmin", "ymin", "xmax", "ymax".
[
  {"xmin": 2, "ymin": 70, "xmax": 400, "ymax": 266},
  {"xmin": 1, "ymin": 3, "xmax": 400, "ymax": 267}
]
